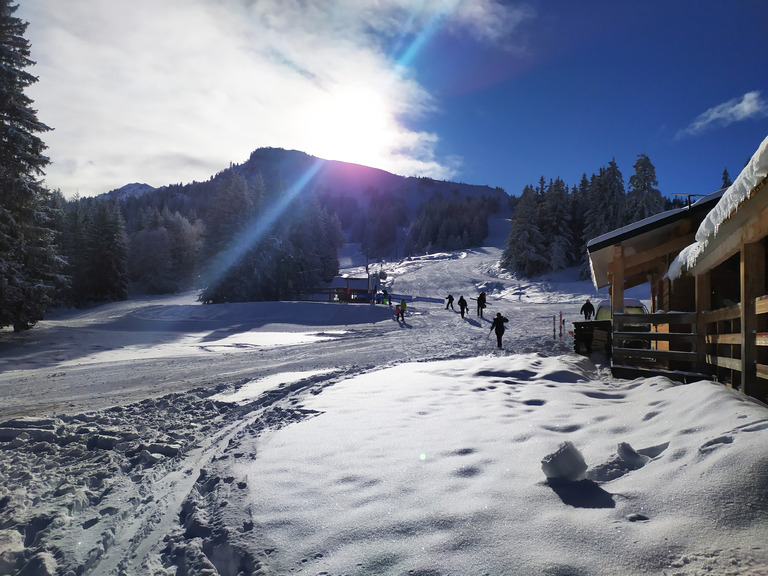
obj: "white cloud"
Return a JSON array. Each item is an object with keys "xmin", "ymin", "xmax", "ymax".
[
  {"xmin": 18, "ymin": 0, "xmax": 528, "ymax": 197},
  {"xmin": 677, "ymin": 91, "xmax": 768, "ymax": 140}
]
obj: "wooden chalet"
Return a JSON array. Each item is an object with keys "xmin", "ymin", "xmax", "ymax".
[
  {"xmin": 329, "ymin": 275, "xmax": 379, "ymax": 303},
  {"xmin": 585, "ymin": 134, "xmax": 768, "ymax": 403}
]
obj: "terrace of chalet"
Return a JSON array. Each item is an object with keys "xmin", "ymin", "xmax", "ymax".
[{"xmin": 584, "ymin": 134, "xmax": 768, "ymax": 403}]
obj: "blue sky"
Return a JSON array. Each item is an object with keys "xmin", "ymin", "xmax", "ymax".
[{"xmin": 18, "ymin": 1, "xmax": 768, "ymax": 199}]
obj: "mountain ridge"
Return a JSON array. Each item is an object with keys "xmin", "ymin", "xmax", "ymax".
[{"xmin": 105, "ymin": 147, "xmax": 509, "ymax": 209}]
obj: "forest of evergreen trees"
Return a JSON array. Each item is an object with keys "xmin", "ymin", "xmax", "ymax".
[{"xmin": 501, "ymin": 154, "xmax": 693, "ymax": 279}]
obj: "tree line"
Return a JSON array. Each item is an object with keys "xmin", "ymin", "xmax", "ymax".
[{"xmin": 502, "ymin": 155, "xmax": 697, "ymax": 279}]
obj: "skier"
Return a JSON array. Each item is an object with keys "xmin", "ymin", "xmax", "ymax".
[
  {"xmin": 382, "ymin": 289, "xmax": 389, "ymax": 306},
  {"xmin": 489, "ymin": 312, "xmax": 509, "ymax": 349},
  {"xmin": 457, "ymin": 295, "xmax": 468, "ymax": 318},
  {"xmin": 580, "ymin": 298, "xmax": 595, "ymax": 321},
  {"xmin": 445, "ymin": 294, "xmax": 455, "ymax": 310}
]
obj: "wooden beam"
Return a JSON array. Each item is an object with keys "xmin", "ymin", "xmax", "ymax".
[
  {"xmin": 756, "ymin": 333, "xmax": 768, "ymax": 346},
  {"xmin": 623, "ymin": 271, "xmax": 655, "ymax": 290},
  {"xmin": 611, "ymin": 245, "xmax": 624, "ymax": 317},
  {"xmin": 696, "ymin": 273, "xmax": 711, "ymax": 369},
  {"xmin": 706, "ymin": 355, "xmax": 741, "ymax": 371},
  {"xmin": 613, "ymin": 331, "xmax": 697, "ymax": 342},
  {"xmin": 705, "ymin": 333, "xmax": 742, "ymax": 345},
  {"xmin": 613, "ymin": 348, "xmax": 698, "ymax": 363},
  {"xmin": 623, "ymin": 235, "xmax": 693, "ymax": 270},
  {"xmin": 701, "ymin": 304, "xmax": 741, "ymax": 324},
  {"xmin": 614, "ymin": 311, "xmax": 697, "ymax": 324},
  {"xmin": 756, "ymin": 295, "xmax": 768, "ymax": 315},
  {"xmin": 742, "ymin": 240, "xmax": 765, "ymax": 394}
]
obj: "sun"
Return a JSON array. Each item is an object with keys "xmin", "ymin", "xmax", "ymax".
[{"xmin": 303, "ymin": 84, "xmax": 402, "ymax": 170}]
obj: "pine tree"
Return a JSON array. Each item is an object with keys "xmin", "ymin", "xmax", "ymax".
[
  {"xmin": 129, "ymin": 207, "xmax": 203, "ymax": 294},
  {"xmin": 205, "ymin": 171, "xmax": 253, "ymax": 259},
  {"xmin": 0, "ymin": 1, "xmax": 64, "ymax": 330},
  {"xmin": 541, "ymin": 178, "xmax": 573, "ymax": 271},
  {"xmin": 581, "ymin": 163, "xmax": 627, "ymax": 279},
  {"xmin": 584, "ymin": 160, "xmax": 626, "ymax": 239},
  {"xmin": 626, "ymin": 153, "xmax": 663, "ymax": 222},
  {"xmin": 60, "ymin": 196, "xmax": 90, "ymax": 306},
  {"xmin": 570, "ymin": 174, "xmax": 591, "ymax": 269},
  {"xmin": 501, "ymin": 185, "xmax": 547, "ymax": 277},
  {"xmin": 721, "ymin": 168, "xmax": 733, "ymax": 189},
  {"xmin": 86, "ymin": 200, "xmax": 129, "ymax": 303}
]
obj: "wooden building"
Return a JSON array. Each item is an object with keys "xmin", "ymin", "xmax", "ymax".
[
  {"xmin": 585, "ymin": 134, "xmax": 768, "ymax": 403},
  {"xmin": 329, "ymin": 275, "xmax": 379, "ymax": 303}
]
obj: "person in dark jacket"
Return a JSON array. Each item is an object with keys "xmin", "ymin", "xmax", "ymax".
[
  {"xmin": 580, "ymin": 298, "xmax": 595, "ymax": 321},
  {"xmin": 457, "ymin": 295, "xmax": 468, "ymax": 318},
  {"xmin": 489, "ymin": 312, "xmax": 508, "ymax": 349},
  {"xmin": 445, "ymin": 294, "xmax": 454, "ymax": 310},
  {"xmin": 476, "ymin": 292, "xmax": 486, "ymax": 317}
]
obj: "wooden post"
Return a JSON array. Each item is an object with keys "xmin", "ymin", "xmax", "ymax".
[
  {"xmin": 741, "ymin": 241, "xmax": 765, "ymax": 395},
  {"xmin": 696, "ymin": 272, "xmax": 711, "ymax": 375},
  {"xmin": 611, "ymin": 245, "xmax": 625, "ymax": 317}
]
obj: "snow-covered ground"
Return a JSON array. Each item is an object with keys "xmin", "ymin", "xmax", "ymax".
[{"xmin": 1, "ymin": 217, "xmax": 767, "ymax": 576}]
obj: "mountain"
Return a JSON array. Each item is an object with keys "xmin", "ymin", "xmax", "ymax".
[
  {"xmin": 106, "ymin": 148, "xmax": 509, "ymax": 219},
  {"xmin": 106, "ymin": 182, "xmax": 157, "ymax": 201},
  {"xmin": 233, "ymin": 147, "xmax": 508, "ymax": 212}
]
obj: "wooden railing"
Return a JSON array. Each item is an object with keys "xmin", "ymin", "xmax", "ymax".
[
  {"xmin": 611, "ymin": 312, "xmax": 701, "ymax": 377},
  {"xmin": 701, "ymin": 304, "xmax": 741, "ymax": 385},
  {"xmin": 755, "ymin": 295, "xmax": 768, "ymax": 381},
  {"xmin": 596, "ymin": 297, "xmax": 768, "ymax": 391}
]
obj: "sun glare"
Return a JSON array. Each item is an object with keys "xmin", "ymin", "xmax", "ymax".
[{"xmin": 304, "ymin": 85, "xmax": 399, "ymax": 170}]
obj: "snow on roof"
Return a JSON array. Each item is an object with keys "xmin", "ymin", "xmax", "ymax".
[
  {"xmin": 586, "ymin": 190, "xmax": 724, "ymax": 289},
  {"xmin": 667, "ymin": 133, "xmax": 768, "ymax": 280}
]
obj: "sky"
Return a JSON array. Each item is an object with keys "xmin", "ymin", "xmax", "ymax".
[{"xmin": 17, "ymin": 0, "xmax": 768, "ymax": 200}]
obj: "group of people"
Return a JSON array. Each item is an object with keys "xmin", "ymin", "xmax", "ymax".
[
  {"xmin": 445, "ymin": 292, "xmax": 508, "ymax": 348},
  {"xmin": 392, "ymin": 291, "xmax": 599, "ymax": 351},
  {"xmin": 445, "ymin": 292, "xmax": 486, "ymax": 318},
  {"xmin": 391, "ymin": 288, "xmax": 511, "ymax": 348}
]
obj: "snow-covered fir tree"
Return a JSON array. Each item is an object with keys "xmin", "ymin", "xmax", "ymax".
[
  {"xmin": 584, "ymin": 159, "xmax": 626, "ymax": 238},
  {"xmin": 570, "ymin": 173, "xmax": 591, "ymax": 273},
  {"xmin": 626, "ymin": 153, "xmax": 663, "ymax": 222},
  {"xmin": 0, "ymin": 1, "xmax": 64, "ymax": 330},
  {"xmin": 501, "ymin": 185, "xmax": 548, "ymax": 277},
  {"xmin": 540, "ymin": 178, "xmax": 573, "ymax": 271},
  {"xmin": 86, "ymin": 200, "xmax": 129, "ymax": 303}
]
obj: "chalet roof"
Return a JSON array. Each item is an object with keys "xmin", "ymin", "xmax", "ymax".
[
  {"xmin": 668, "ymin": 134, "xmax": 768, "ymax": 280},
  {"xmin": 587, "ymin": 190, "xmax": 724, "ymax": 289}
]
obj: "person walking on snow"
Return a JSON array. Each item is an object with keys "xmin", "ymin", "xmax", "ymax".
[
  {"xmin": 489, "ymin": 312, "xmax": 508, "ymax": 349},
  {"xmin": 397, "ymin": 299, "xmax": 407, "ymax": 322},
  {"xmin": 445, "ymin": 294, "xmax": 454, "ymax": 310},
  {"xmin": 477, "ymin": 292, "xmax": 486, "ymax": 317},
  {"xmin": 457, "ymin": 295, "xmax": 468, "ymax": 318},
  {"xmin": 580, "ymin": 298, "xmax": 595, "ymax": 321}
]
